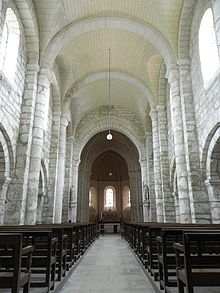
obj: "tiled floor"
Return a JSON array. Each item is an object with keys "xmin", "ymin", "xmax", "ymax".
[{"xmin": 60, "ymin": 235, "xmax": 155, "ymax": 293}]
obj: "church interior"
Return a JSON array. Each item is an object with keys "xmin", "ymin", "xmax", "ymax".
[{"xmin": 1, "ymin": 0, "xmax": 220, "ymax": 292}]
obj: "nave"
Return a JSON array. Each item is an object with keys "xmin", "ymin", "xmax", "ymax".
[{"xmin": 60, "ymin": 235, "xmax": 154, "ymax": 293}]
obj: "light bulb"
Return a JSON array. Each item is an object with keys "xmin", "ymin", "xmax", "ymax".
[{"xmin": 106, "ymin": 133, "xmax": 113, "ymax": 140}]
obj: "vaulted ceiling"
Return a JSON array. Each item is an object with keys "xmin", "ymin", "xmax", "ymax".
[{"xmin": 33, "ymin": 0, "xmax": 183, "ymax": 126}]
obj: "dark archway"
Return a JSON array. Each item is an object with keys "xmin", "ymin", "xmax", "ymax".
[
  {"xmin": 90, "ymin": 150, "xmax": 130, "ymax": 222},
  {"xmin": 77, "ymin": 130, "xmax": 143, "ymax": 222}
]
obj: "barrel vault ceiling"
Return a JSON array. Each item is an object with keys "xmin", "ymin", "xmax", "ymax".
[{"xmin": 32, "ymin": 0, "xmax": 183, "ymax": 126}]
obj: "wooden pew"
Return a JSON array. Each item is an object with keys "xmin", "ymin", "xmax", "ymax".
[
  {"xmin": 174, "ymin": 231, "xmax": 220, "ymax": 293},
  {"xmin": 36, "ymin": 224, "xmax": 68, "ymax": 281},
  {"xmin": 0, "ymin": 233, "xmax": 33, "ymax": 293},
  {"xmin": 0, "ymin": 222, "xmax": 96, "ymax": 292},
  {"xmin": 157, "ymin": 225, "xmax": 220, "ymax": 293},
  {"xmin": 0, "ymin": 227, "xmax": 58, "ymax": 292}
]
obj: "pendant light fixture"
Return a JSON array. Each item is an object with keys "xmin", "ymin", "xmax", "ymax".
[{"xmin": 106, "ymin": 48, "xmax": 113, "ymax": 140}]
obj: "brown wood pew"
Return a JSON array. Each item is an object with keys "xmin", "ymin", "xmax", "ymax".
[
  {"xmin": 0, "ymin": 227, "xmax": 58, "ymax": 292},
  {"xmin": 0, "ymin": 233, "xmax": 33, "ymax": 293},
  {"xmin": 174, "ymin": 231, "xmax": 220, "ymax": 293},
  {"xmin": 157, "ymin": 225, "xmax": 220, "ymax": 293},
  {"xmin": 36, "ymin": 224, "xmax": 68, "ymax": 281}
]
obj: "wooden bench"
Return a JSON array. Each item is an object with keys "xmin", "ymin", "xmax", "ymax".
[
  {"xmin": 0, "ymin": 233, "xmax": 33, "ymax": 293},
  {"xmin": 36, "ymin": 224, "xmax": 68, "ymax": 281},
  {"xmin": 0, "ymin": 227, "xmax": 58, "ymax": 292},
  {"xmin": 174, "ymin": 231, "xmax": 220, "ymax": 293}
]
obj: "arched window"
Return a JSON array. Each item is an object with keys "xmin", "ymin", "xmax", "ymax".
[
  {"xmin": 199, "ymin": 8, "xmax": 219, "ymax": 86},
  {"xmin": 0, "ymin": 8, "xmax": 20, "ymax": 81},
  {"xmin": 128, "ymin": 190, "xmax": 131, "ymax": 207},
  {"xmin": 89, "ymin": 190, "xmax": 92, "ymax": 206},
  {"xmin": 104, "ymin": 186, "xmax": 116, "ymax": 210},
  {"xmin": 89, "ymin": 187, "xmax": 97, "ymax": 208},
  {"xmin": 123, "ymin": 186, "xmax": 131, "ymax": 209}
]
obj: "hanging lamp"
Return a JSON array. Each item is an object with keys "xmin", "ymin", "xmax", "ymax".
[{"xmin": 106, "ymin": 48, "xmax": 113, "ymax": 140}]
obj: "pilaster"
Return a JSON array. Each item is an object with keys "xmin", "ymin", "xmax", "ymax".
[
  {"xmin": 167, "ymin": 66, "xmax": 192, "ymax": 223},
  {"xmin": 4, "ymin": 63, "xmax": 39, "ymax": 225},
  {"xmin": 145, "ymin": 132, "xmax": 156, "ymax": 221},
  {"xmin": 24, "ymin": 68, "xmax": 51, "ymax": 225},
  {"xmin": 42, "ymin": 102, "xmax": 61, "ymax": 223},
  {"xmin": 157, "ymin": 105, "xmax": 176, "ymax": 222},
  {"xmin": 150, "ymin": 109, "xmax": 164, "ymax": 222},
  {"xmin": 54, "ymin": 114, "xmax": 69, "ymax": 223},
  {"xmin": 212, "ymin": 0, "xmax": 220, "ymax": 58},
  {"xmin": 178, "ymin": 59, "xmax": 211, "ymax": 223}
]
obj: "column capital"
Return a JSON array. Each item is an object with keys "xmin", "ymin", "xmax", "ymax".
[
  {"xmin": 38, "ymin": 67, "xmax": 53, "ymax": 85},
  {"xmin": 60, "ymin": 115, "xmax": 69, "ymax": 127},
  {"xmin": 165, "ymin": 63, "xmax": 179, "ymax": 84},
  {"xmin": 177, "ymin": 59, "xmax": 191, "ymax": 70},
  {"xmin": 145, "ymin": 131, "xmax": 152, "ymax": 138},
  {"xmin": 26, "ymin": 63, "xmax": 40, "ymax": 72},
  {"xmin": 156, "ymin": 105, "xmax": 166, "ymax": 111},
  {"xmin": 149, "ymin": 107, "xmax": 157, "ymax": 119},
  {"xmin": 139, "ymin": 159, "xmax": 147, "ymax": 167}
]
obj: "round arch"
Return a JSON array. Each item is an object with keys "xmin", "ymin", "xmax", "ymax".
[
  {"xmin": 73, "ymin": 106, "xmax": 146, "ymax": 163},
  {"xmin": 65, "ymin": 71, "xmax": 156, "ymax": 107},
  {"xmin": 41, "ymin": 16, "xmax": 176, "ymax": 69},
  {"xmin": 77, "ymin": 130, "xmax": 144, "ymax": 223}
]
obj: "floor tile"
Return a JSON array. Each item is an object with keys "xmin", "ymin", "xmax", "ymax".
[{"xmin": 60, "ymin": 235, "xmax": 154, "ymax": 293}]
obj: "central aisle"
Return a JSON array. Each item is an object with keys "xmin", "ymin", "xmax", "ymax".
[{"xmin": 60, "ymin": 235, "xmax": 154, "ymax": 293}]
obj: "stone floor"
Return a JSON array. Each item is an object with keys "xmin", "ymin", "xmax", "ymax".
[{"xmin": 60, "ymin": 234, "xmax": 154, "ymax": 293}]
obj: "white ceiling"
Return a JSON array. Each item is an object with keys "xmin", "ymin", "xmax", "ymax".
[{"xmin": 33, "ymin": 0, "xmax": 183, "ymax": 125}]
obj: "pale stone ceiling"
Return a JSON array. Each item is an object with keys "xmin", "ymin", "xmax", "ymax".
[{"xmin": 33, "ymin": 0, "xmax": 183, "ymax": 125}]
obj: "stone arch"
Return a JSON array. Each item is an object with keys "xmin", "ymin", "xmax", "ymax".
[
  {"xmin": 65, "ymin": 71, "xmax": 156, "ymax": 108},
  {"xmin": 12, "ymin": 0, "xmax": 39, "ymax": 61},
  {"xmin": 73, "ymin": 106, "xmax": 145, "ymax": 163},
  {"xmin": 170, "ymin": 159, "xmax": 180, "ymax": 223},
  {"xmin": 158, "ymin": 62, "xmax": 167, "ymax": 105},
  {"xmin": 37, "ymin": 160, "xmax": 48, "ymax": 224},
  {"xmin": 77, "ymin": 130, "xmax": 143, "ymax": 223},
  {"xmin": 202, "ymin": 123, "xmax": 220, "ymax": 181},
  {"xmin": 202, "ymin": 123, "xmax": 220, "ymax": 222},
  {"xmin": 41, "ymin": 16, "xmax": 176, "ymax": 70},
  {"xmin": 178, "ymin": 0, "xmax": 196, "ymax": 60},
  {"xmin": 0, "ymin": 124, "xmax": 14, "ymax": 224}
]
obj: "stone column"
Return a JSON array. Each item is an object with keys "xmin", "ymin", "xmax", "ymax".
[
  {"xmin": 36, "ymin": 191, "xmax": 46, "ymax": 224},
  {"xmin": 129, "ymin": 170, "xmax": 143, "ymax": 222},
  {"xmin": 71, "ymin": 158, "xmax": 80, "ymax": 222},
  {"xmin": 179, "ymin": 60, "xmax": 211, "ymax": 223},
  {"xmin": 150, "ymin": 109, "xmax": 164, "ymax": 222},
  {"xmin": 157, "ymin": 105, "xmax": 176, "ymax": 222},
  {"xmin": 4, "ymin": 63, "xmax": 39, "ymax": 225},
  {"xmin": 167, "ymin": 66, "xmax": 192, "ymax": 223},
  {"xmin": 145, "ymin": 132, "xmax": 157, "ymax": 221},
  {"xmin": 0, "ymin": 177, "xmax": 11, "ymax": 224},
  {"xmin": 42, "ymin": 102, "xmax": 61, "ymax": 223},
  {"xmin": 205, "ymin": 180, "xmax": 220, "ymax": 223},
  {"xmin": 62, "ymin": 136, "xmax": 73, "ymax": 222},
  {"xmin": 24, "ymin": 68, "xmax": 51, "ymax": 225},
  {"xmin": 53, "ymin": 115, "xmax": 68, "ymax": 223},
  {"xmin": 139, "ymin": 159, "xmax": 150, "ymax": 222},
  {"xmin": 77, "ymin": 169, "xmax": 90, "ymax": 222},
  {"xmin": 212, "ymin": 0, "xmax": 220, "ymax": 58}
]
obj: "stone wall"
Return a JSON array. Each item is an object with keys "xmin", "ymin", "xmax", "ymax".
[
  {"xmin": 0, "ymin": 1, "xmax": 26, "ymax": 154},
  {"xmin": 191, "ymin": 0, "xmax": 220, "ymax": 162}
]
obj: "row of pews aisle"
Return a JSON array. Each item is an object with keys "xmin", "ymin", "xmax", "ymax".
[
  {"xmin": 123, "ymin": 222, "xmax": 220, "ymax": 293},
  {"xmin": 0, "ymin": 222, "xmax": 97, "ymax": 292}
]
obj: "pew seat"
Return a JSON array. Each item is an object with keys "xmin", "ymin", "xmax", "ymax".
[
  {"xmin": 0, "ymin": 233, "xmax": 33, "ymax": 293},
  {"xmin": 174, "ymin": 232, "xmax": 220, "ymax": 293}
]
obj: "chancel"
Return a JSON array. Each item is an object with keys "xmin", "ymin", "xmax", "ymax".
[{"xmin": 1, "ymin": 1, "xmax": 220, "ymax": 293}]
